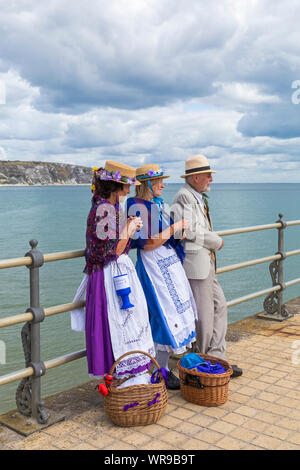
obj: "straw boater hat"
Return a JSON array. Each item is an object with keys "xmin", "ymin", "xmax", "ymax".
[
  {"xmin": 136, "ymin": 164, "xmax": 170, "ymax": 181},
  {"xmin": 93, "ymin": 160, "xmax": 141, "ymax": 185},
  {"xmin": 181, "ymin": 154, "xmax": 216, "ymax": 178}
]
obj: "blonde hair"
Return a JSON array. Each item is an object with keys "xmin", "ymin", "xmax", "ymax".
[{"xmin": 135, "ymin": 180, "xmax": 153, "ymax": 200}]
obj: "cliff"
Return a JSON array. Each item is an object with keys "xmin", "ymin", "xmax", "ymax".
[{"xmin": 0, "ymin": 161, "xmax": 93, "ymax": 185}]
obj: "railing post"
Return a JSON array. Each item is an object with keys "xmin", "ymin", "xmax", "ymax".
[
  {"xmin": 261, "ymin": 214, "xmax": 293, "ymax": 321},
  {"xmin": 16, "ymin": 239, "xmax": 48, "ymax": 424}
]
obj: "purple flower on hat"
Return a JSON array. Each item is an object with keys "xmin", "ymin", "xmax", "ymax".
[
  {"xmin": 148, "ymin": 170, "xmax": 154, "ymax": 177},
  {"xmin": 114, "ymin": 171, "xmax": 121, "ymax": 181}
]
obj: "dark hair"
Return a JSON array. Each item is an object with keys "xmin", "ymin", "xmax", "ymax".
[{"xmin": 94, "ymin": 173, "xmax": 124, "ymax": 199}]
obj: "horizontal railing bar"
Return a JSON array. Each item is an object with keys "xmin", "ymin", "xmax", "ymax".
[
  {"xmin": 286, "ymin": 220, "xmax": 300, "ymax": 227},
  {"xmin": 227, "ymin": 285, "xmax": 281, "ymax": 308},
  {"xmin": 0, "ymin": 256, "xmax": 32, "ymax": 269},
  {"xmin": 0, "ymin": 301, "xmax": 86, "ymax": 329},
  {"xmin": 0, "ymin": 366, "xmax": 34, "ymax": 386},
  {"xmin": 43, "ymin": 250, "xmax": 85, "ymax": 263},
  {"xmin": 217, "ymin": 248, "xmax": 300, "ymax": 275},
  {"xmin": 0, "ymin": 312, "xmax": 34, "ymax": 329},
  {"xmin": 285, "ymin": 278, "xmax": 300, "ymax": 287},
  {"xmin": 44, "ymin": 301, "xmax": 86, "ymax": 318},
  {"xmin": 286, "ymin": 249, "xmax": 300, "ymax": 258},
  {"xmin": 217, "ymin": 254, "xmax": 281, "ymax": 274},
  {"xmin": 216, "ymin": 223, "xmax": 281, "ymax": 236},
  {"xmin": 0, "ymin": 250, "xmax": 85, "ymax": 270},
  {"xmin": 0, "ymin": 350, "xmax": 86, "ymax": 386},
  {"xmin": 217, "ymin": 219, "xmax": 300, "ymax": 237},
  {"xmin": 44, "ymin": 350, "xmax": 87, "ymax": 370}
]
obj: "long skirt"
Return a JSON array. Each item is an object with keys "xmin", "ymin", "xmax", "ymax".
[{"xmin": 71, "ymin": 254, "xmax": 155, "ymax": 378}]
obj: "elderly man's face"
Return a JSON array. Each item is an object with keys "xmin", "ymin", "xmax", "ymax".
[{"xmin": 191, "ymin": 172, "xmax": 213, "ymax": 193}]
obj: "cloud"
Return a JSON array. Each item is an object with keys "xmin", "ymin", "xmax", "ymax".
[
  {"xmin": 0, "ymin": 0, "xmax": 299, "ymax": 182},
  {"xmin": 237, "ymin": 103, "xmax": 300, "ymax": 139},
  {"xmin": 0, "ymin": 0, "xmax": 237, "ymax": 111},
  {"xmin": 212, "ymin": 82, "xmax": 281, "ymax": 106}
]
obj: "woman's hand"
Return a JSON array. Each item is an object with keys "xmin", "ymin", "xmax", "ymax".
[
  {"xmin": 116, "ymin": 216, "xmax": 143, "ymax": 256},
  {"xmin": 127, "ymin": 216, "xmax": 143, "ymax": 236},
  {"xmin": 172, "ymin": 218, "xmax": 189, "ymax": 235}
]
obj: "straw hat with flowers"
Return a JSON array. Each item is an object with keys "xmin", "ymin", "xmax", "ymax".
[
  {"xmin": 136, "ymin": 164, "xmax": 170, "ymax": 181},
  {"xmin": 92, "ymin": 161, "xmax": 141, "ymax": 190}
]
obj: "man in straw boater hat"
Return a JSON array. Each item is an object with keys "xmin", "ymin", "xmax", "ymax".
[{"xmin": 171, "ymin": 154, "xmax": 242, "ymax": 378}]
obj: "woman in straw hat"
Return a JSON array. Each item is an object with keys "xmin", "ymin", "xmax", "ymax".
[
  {"xmin": 71, "ymin": 161, "xmax": 155, "ymax": 379},
  {"xmin": 127, "ymin": 164, "xmax": 197, "ymax": 389}
]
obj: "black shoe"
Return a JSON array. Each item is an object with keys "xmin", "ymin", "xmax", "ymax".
[
  {"xmin": 231, "ymin": 364, "xmax": 243, "ymax": 379},
  {"xmin": 167, "ymin": 370, "xmax": 180, "ymax": 390}
]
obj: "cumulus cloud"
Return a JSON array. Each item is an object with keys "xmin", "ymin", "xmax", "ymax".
[
  {"xmin": 0, "ymin": 0, "xmax": 237, "ymax": 111},
  {"xmin": 0, "ymin": 0, "xmax": 299, "ymax": 181}
]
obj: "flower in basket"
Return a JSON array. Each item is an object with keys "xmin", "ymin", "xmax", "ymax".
[
  {"xmin": 97, "ymin": 383, "xmax": 109, "ymax": 396},
  {"xmin": 104, "ymin": 374, "xmax": 114, "ymax": 386}
]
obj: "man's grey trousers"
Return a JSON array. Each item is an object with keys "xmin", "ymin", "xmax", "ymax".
[{"xmin": 189, "ymin": 261, "xmax": 227, "ymax": 360}]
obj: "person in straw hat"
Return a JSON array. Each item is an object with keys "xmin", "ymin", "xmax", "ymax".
[
  {"xmin": 127, "ymin": 164, "xmax": 198, "ymax": 389},
  {"xmin": 71, "ymin": 160, "xmax": 155, "ymax": 379},
  {"xmin": 171, "ymin": 154, "xmax": 242, "ymax": 378}
]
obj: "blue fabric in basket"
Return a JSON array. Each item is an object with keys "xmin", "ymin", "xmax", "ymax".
[
  {"xmin": 179, "ymin": 353, "xmax": 206, "ymax": 369},
  {"xmin": 190, "ymin": 361, "xmax": 226, "ymax": 374}
]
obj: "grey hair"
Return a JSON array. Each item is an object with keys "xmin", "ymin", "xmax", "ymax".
[{"xmin": 186, "ymin": 175, "xmax": 194, "ymax": 185}]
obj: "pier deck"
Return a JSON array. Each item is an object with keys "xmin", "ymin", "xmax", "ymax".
[{"xmin": 1, "ymin": 297, "xmax": 300, "ymax": 451}]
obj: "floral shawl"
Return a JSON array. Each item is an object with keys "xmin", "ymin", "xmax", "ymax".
[{"xmin": 84, "ymin": 194, "xmax": 130, "ymax": 274}]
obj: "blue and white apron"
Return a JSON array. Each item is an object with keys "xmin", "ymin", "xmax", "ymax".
[{"xmin": 136, "ymin": 245, "xmax": 197, "ymax": 354}]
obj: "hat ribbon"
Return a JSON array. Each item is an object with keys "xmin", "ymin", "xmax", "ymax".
[
  {"xmin": 137, "ymin": 169, "xmax": 164, "ymax": 180},
  {"xmin": 147, "ymin": 180, "xmax": 164, "ymax": 220},
  {"xmin": 185, "ymin": 165, "xmax": 211, "ymax": 174}
]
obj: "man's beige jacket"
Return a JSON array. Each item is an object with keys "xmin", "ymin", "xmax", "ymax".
[{"xmin": 171, "ymin": 183, "xmax": 223, "ymax": 280}]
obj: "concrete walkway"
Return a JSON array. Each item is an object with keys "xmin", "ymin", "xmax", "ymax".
[{"xmin": 1, "ymin": 298, "xmax": 300, "ymax": 451}]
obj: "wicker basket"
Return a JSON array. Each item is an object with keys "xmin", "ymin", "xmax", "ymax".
[
  {"xmin": 177, "ymin": 353, "xmax": 233, "ymax": 407},
  {"xmin": 104, "ymin": 350, "xmax": 168, "ymax": 427}
]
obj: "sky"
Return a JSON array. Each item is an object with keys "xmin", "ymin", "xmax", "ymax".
[{"xmin": 0, "ymin": 0, "xmax": 300, "ymax": 182}]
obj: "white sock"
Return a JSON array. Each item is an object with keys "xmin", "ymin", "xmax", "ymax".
[{"xmin": 156, "ymin": 350, "xmax": 170, "ymax": 371}]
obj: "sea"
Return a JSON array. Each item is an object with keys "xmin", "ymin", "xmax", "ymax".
[{"xmin": 0, "ymin": 183, "xmax": 299, "ymax": 414}]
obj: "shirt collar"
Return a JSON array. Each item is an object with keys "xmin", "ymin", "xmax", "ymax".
[{"xmin": 185, "ymin": 183, "xmax": 205, "ymax": 206}]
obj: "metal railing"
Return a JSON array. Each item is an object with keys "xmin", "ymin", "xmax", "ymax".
[{"xmin": 0, "ymin": 213, "xmax": 299, "ymax": 427}]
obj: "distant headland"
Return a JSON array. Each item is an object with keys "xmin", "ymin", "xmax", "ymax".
[{"xmin": 0, "ymin": 161, "xmax": 92, "ymax": 185}]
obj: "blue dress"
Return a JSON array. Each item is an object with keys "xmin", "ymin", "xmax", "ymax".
[{"xmin": 127, "ymin": 197, "xmax": 197, "ymax": 354}]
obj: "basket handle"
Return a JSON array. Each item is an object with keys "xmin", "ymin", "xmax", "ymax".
[{"xmin": 108, "ymin": 349, "xmax": 160, "ymax": 376}]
